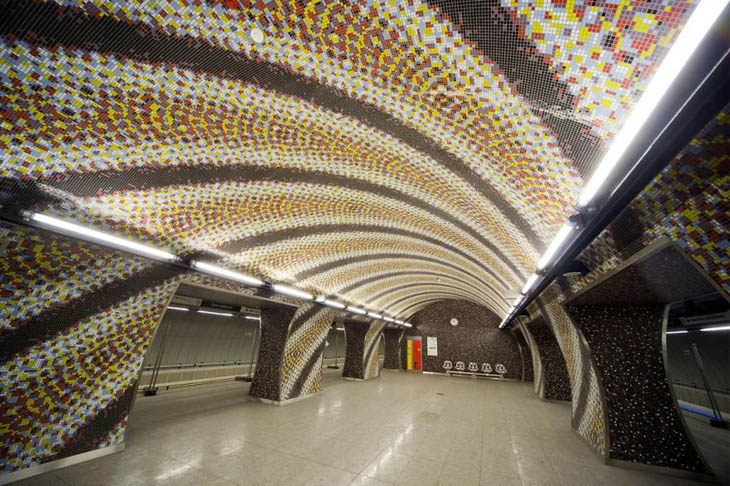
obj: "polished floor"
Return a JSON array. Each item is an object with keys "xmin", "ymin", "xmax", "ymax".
[{"xmin": 12, "ymin": 371, "xmax": 722, "ymax": 486}]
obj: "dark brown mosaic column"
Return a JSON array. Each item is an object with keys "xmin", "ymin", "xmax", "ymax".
[
  {"xmin": 249, "ymin": 306, "xmax": 298, "ymax": 401},
  {"xmin": 342, "ymin": 320, "xmax": 384, "ymax": 380},
  {"xmin": 382, "ymin": 328, "xmax": 404, "ymax": 370},
  {"xmin": 524, "ymin": 317, "xmax": 571, "ymax": 401},
  {"xmin": 563, "ymin": 241, "xmax": 719, "ymax": 477}
]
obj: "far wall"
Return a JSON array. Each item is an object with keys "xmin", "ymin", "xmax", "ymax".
[{"xmin": 402, "ymin": 300, "xmax": 523, "ymax": 379}]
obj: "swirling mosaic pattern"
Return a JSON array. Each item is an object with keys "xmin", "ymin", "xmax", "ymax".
[
  {"xmin": 0, "ymin": 0, "xmax": 716, "ymax": 477},
  {"xmin": 0, "ymin": 0, "xmax": 700, "ymax": 321}
]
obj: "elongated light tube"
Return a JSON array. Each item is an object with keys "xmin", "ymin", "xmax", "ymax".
[
  {"xmin": 167, "ymin": 306, "xmax": 189, "ymax": 312},
  {"xmin": 347, "ymin": 306, "xmax": 367, "ymax": 315},
  {"xmin": 244, "ymin": 315, "xmax": 261, "ymax": 321},
  {"xmin": 578, "ymin": 0, "xmax": 730, "ymax": 207},
  {"xmin": 537, "ymin": 224, "xmax": 574, "ymax": 270},
  {"xmin": 521, "ymin": 274, "xmax": 539, "ymax": 295},
  {"xmin": 383, "ymin": 317, "xmax": 395, "ymax": 323},
  {"xmin": 198, "ymin": 310, "xmax": 233, "ymax": 317},
  {"xmin": 700, "ymin": 325, "xmax": 730, "ymax": 332},
  {"xmin": 367, "ymin": 312, "xmax": 382, "ymax": 319},
  {"xmin": 323, "ymin": 299, "xmax": 346, "ymax": 310},
  {"xmin": 403, "ymin": 323, "xmax": 413, "ymax": 328},
  {"xmin": 666, "ymin": 330, "xmax": 688, "ymax": 335},
  {"xmin": 29, "ymin": 213, "xmax": 177, "ymax": 261},
  {"xmin": 191, "ymin": 261, "xmax": 263, "ymax": 287},
  {"xmin": 271, "ymin": 284, "xmax": 313, "ymax": 301}
]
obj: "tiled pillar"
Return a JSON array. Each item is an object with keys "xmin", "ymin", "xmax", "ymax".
[
  {"xmin": 560, "ymin": 241, "xmax": 721, "ymax": 477},
  {"xmin": 512, "ymin": 327, "xmax": 533, "ymax": 382},
  {"xmin": 565, "ymin": 304, "xmax": 710, "ymax": 474},
  {"xmin": 523, "ymin": 317, "xmax": 571, "ymax": 401},
  {"xmin": 250, "ymin": 304, "xmax": 335, "ymax": 404},
  {"xmin": 382, "ymin": 328, "xmax": 404, "ymax": 370},
  {"xmin": 249, "ymin": 306, "xmax": 298, "ymax": 402},
  {"xmin": 342, "ymin": 320, "xmax": 385, "ymax": 380}
]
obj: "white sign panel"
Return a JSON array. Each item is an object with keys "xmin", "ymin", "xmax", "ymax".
[{"xmin": 426, "ymin": 336, "xmax": 438, "ymax": 356}]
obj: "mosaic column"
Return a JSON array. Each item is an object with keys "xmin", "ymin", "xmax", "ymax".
[
  {"xmin": 342, "ymin": 320, "xmax": 385, "ymax": 380},
  {"xmin": 249, "ymin": 306, "xmax": 298, "ymax": 402},
  {"xmin": 0, "ymin": 223, "xmax": 182, "ymax": 477},
  {"xmin": 382, "ymin": 328, "xmax": 404, "ymax": 370},
  {"xmin": 523, "ymin": 317, "xmax": 572, "ymax": 401},
  {"xmin": 250, "ymin": 304, "xmax": 336, "ymax": 404},
  {"xmin": 562, "ymin": 242, "xmax": 719, "ymax": 477}
]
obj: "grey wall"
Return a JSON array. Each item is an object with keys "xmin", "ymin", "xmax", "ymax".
[
  {"xmin": 322, "ymin": 328, "xmax": 347, "ymax": 360},
  {"xmin": 666, "ymin": 330, "xmax": 730, "ymax": 394},
  {"xmin": 143, "ymin": 309, "xmax": 260, "ymax": 368}
]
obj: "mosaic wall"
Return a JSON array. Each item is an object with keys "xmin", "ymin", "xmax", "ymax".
[
  {"xmin": 0, "ymin": 221, "xmax": 335, "ymax": 476},
  {"xmin": 574, "ymin": 104, "xmax": 730, "ymax": 294},
  {"xmin": 0, "ymin": 223, "xmax": 181, "ymax": 473},
  {"xmin": 0, "ymin": 0, "xmax": 702, "ymax": 328},
  {"xmin": 524, "ymin": 316, "xmax": 572, "ymax": 401},
  {"xmin": 382, "ymin": 328, "xmax": 405, "ymax": 370},
  {"xmin": 405, "ymin": 300, "xmax": 522, "ymax": 379},
  {"xmin": 0, "ymin": 0, "xmax": 716, "ymax": 478}
]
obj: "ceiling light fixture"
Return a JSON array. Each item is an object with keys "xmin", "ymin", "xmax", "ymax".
[
  {"xmin": 244, "ymin": 316, "xmax": 261, "ymax": 321},
  {"xmin": 167, "ymin": 306, "xmax": 189, "ymax": 312},
  {"xmin": 190, "ymin": 261, "xmax": 264, "ymax": 287},
  {"xmin": 578, "ymin": 0, "xmax": 730, "ymax": 207},
  {"xmin": 198, "ymin": 310, "xmax": 233, "ymax": 317},
  {"xmin": 28, "ymin": 212, "xmax": 177, "ymax": 262},
  {"xmin": 700, "ymin": 325, "xmax": 730, "ymax": 332},
  {"xmin": 537, "ymin": 224, "xmax": 574, "ymax": 270},
  {"xmin": 383, "ymin": 317, "xmax": 395, "ymax": 323},
  {"xmin": 521, "ymin": 274, "xmax": 539, "ymax": 295},
  {"xmin": 666, "ymin": 330, "xmax": 688, "ymax": 335},
  {"xmin": 250, "ymin": 27, "xmax": 265, "ymax": 43},
  {"xmin": 367, "ymin": 312, "xmax": 382, "ymax": 319},
  {"xmin": 271, "ymin": 284, "xmax": 313, "ymax": 301},
  {"xmin": 347, "ymin": 306, "xmax": 367, "ymax": 315}
]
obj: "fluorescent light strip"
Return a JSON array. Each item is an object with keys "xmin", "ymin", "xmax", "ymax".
[
  {"xmin": 190, "ymin": 261, "xmax": 263, "ymax": 287},
  {"xmin": 666, "ymin": 330, "xmax": 688, "ymax": 335},
  {"xmin": 394, "ymin": 320, "xmax": 405, "ymax": 325},
  {"xmin": 367, "ymin": 312, "xmax": 382, "ymax": 319},
  {"xmin": 29, "ymin": 213, "xmax": 177, "ymax": 261},
  {"xmin": 347, "ymin": 306, "xmax": 367, "ymax": 315},
  {"xmin": 271, "ymin": 284, "xmax": 313, "ymax": 301},
  {"xmin": 244, "ymin": 316, "xmax": 261, "ymax": 321},
  {"xmin": 315, "ymin": 295, "xmax": 347, "ymax": 310},
  {"xmin": 578, "ymin": 0, "xmax": 730, "ymax": 207},
  {"xmin": 167, "ymin": 306, "xmax": 189, "ymax": 312},
  {"xmin": 700, "ymin": 325, "xmax": 730, "ymax": 332},
  {"xmin": 537, "ymin": 224, "xmax": 573, "ymax": 270},
  {"xmin": 383, "ymin": 317, "xmax": 395, "ymax": 323},
  {"xmin": 403, "ymin": 323, "xmax": 413, "ymax": 328},
  {"xmin": 198, "ymin": 310, "xmax": 233, "ymax": 317},
  {"xmin": 521, "ymin": 274, "xmax": 539, "ymax": 295}
]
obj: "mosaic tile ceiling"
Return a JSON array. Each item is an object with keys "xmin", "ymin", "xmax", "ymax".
[{"xmin": 0, "ymin": 0, "xmax": 698, "ymax": 317}]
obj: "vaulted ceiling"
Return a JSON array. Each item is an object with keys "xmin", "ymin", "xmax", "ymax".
[{"xmin": 0, "ymin": 0, "xmax": 697, "ymax": 318}]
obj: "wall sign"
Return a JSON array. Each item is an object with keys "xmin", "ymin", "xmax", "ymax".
[{"xmin": 426, "ymin": 336, "xmax": 438, "ymax": 356}]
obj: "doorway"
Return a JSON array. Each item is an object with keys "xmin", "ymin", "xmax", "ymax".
[{"xmin": 406, "ymin": 336, "xmax": 422, "ymax": 371}]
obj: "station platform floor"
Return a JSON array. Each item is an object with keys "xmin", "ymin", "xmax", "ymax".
[{"xmin": 12, "ymin": 370, "xmax": 723, "ymax": 486}]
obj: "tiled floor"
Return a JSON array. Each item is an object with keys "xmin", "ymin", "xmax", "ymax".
[{"xmin": 10, "ymin": 371, "xmax": 720, "ymax": 486}]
